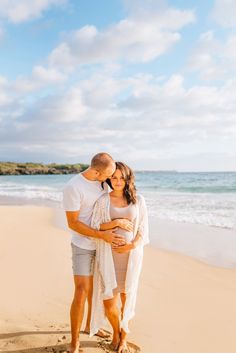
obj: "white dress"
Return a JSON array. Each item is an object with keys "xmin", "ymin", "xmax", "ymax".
[{"xmin": 90, "ymin": 193, "xmax": 149, "ymax": 335}]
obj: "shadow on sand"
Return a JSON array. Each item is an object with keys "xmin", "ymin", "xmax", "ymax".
[
  {"xmin": 0, "ymin": 330, "xmax": 70, "ymax": 340},
  {"xmin": 0, "ymin": 330, "xmax": 98, "ymax": 353},
  {"xmin": 0, "ymin": 329, "xmax": 141, "ymax": 353}
]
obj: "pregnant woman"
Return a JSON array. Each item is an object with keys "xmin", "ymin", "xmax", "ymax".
[{"xmin": 90, "ymin": 162, "xmax": 149, "ymax": 352}]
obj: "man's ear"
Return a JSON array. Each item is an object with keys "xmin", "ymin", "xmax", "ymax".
[{"xmin": 91, "ymin": 167, "xmax": 99, "ymax": 176}]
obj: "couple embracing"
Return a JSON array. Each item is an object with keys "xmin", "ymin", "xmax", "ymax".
[{"xmin": 63, "ymin": 153, "xmax": 149, "ymax": 353}]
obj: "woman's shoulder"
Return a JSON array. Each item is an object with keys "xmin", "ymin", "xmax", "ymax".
[
  {"xmin": 95, "ymin": 192, "xmax": 109, "ymax": 206},
  {"xmin": 136, "ymin": 193, "xmax": 146, "ymax": 203},
  {"xmin": 136, "ymin": 194, "xmax": 147, "ymax": 211}
]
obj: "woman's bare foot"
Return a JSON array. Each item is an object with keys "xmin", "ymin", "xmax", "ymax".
[
  {"xmin": 82, "ymin": 328, "xmax": 110, "ymax": 338},
  {"xmin": 109, "ymin": 332, "xmax": 120, "ymax": 351},
  {"xmin": 109, "ymin": 342, "xmax": 119, "ymax": 351},
  {"xmin": 69, "ymin": 341, "xmax": 80, "ymax": 353},
  {"xmin": 118, "ymin": 339, "xmax": 129, "ymax": 353}
]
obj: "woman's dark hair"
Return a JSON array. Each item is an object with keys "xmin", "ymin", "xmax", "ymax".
[{"xmin": 106, "ymin": 161, "xmax": 137, "ymax": 204}]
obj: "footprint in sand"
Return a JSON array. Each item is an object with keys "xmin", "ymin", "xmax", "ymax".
[{"xmin": 98, "ymin": 338, "xmax": 141, "ymax": 353}]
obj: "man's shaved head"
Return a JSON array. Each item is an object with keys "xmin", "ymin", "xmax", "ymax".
[{"xmin": 91, "ymin": 152, "xmax": 114, "ymax": 172}]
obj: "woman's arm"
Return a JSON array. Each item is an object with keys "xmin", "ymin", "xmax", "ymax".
[
  {"xmin": 100, "ymin": 218, "xmax": 134, "ymax": 231},
  {"xmin": 132, "ymin": 231, "xmax": 142, "ymax": 248},
  {"xmin": 137, "ymin": 195, "xmax": 149, "ymax": 246}
]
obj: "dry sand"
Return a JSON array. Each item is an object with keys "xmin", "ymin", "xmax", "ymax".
[{"xmin": 1, "ymin": 206, "xmax": 236, "ymax": 353}]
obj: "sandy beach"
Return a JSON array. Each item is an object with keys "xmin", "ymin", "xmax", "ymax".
[{"xmin": 1, "ymin": 206, "xmax": 236, "ymax": 353}]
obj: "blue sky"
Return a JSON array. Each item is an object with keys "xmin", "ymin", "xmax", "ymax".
[{"xmin": 0, "ymin": 0, "xmax": 236, "ymax": 171}]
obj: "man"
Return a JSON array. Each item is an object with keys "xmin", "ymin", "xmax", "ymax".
[{"xmin": 63, "ymin": 152, "xmax": 125, "ymax": 353}]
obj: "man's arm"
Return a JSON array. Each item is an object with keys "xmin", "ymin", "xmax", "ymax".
[{"xmin": 65, "ymin": 210, "xmax": 125, "ymax": 245}]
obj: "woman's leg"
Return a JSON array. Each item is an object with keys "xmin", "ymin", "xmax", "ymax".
[
  {"xmin": 120, "ymin": 292, "xmax": 126, "ymax": 320},
  {"xmin": 103, "ymin": 294, "xmax": 120, "ymax": 349},
  {"xmin": 118, "ymin": 293, "xmax": 128, "ymax": 353}
]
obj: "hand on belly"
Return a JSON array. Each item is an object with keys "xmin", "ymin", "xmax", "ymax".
[{"xmin": 115, "ymin": 218, "xmax": 133, "ymax": 232}]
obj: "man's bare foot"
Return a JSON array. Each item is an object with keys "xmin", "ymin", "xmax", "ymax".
[
  {"xmin": 118, "ymin": 339, "xmax": 129, "ymax": 353},
  {"xmin": 69, "ymin": 341, "xmax": 80, "ymax": 353}
]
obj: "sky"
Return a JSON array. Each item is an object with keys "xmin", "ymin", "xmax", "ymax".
[{"xmin": 0, "ymin": 0, "xmax": 236, "ymax": 171}]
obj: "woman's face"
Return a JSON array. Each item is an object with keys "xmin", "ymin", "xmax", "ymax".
[{"xmin": 110, "ymin": 168, "xmax": 126, "ymax": 191}]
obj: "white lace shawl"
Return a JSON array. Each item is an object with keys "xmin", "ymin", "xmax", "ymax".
[{"xmin": 90, "ymin": 193, "xmax": 149, "ymax": 336}]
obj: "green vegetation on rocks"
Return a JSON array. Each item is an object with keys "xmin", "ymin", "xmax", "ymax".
[{"xmin": 0, "ymin": 162, "xmax": 89, "ymax": 175}]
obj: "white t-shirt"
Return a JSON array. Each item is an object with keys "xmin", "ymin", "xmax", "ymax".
[{"xmin": 63, "ymin": 173, "xmax": 108, "ymax": 250}]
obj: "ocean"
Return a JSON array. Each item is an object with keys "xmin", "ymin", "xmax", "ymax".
[{"xmin": 0, "ymin": 171, "xmax": 236, "ymax": 230}]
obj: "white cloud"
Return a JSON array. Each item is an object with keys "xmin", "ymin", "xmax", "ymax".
[
  {"xmin": 0, "ymin": 25, "xmax": 4, "ymax": 39},
  {"xmin": 0, "ymin": 76, "xmax": 12, "ymax": 107},
  {"xmin": 0, "ymin": 0, "xmax": 67, "ymax": 23},
  {"xmin": 49, "ymin": 8, "xmax": 195, "ymax": 69},
  {"xmin": 13, "ymin": 66, "xmax": 66, "ymax": 93},
  {"xmin": 33, "ymin": 86, "xmax": 88, "ymax": 123},
  {"xmin": 0, "ymin": 67, "xmax": 66, "ymax": 101},
  {"xmin": 223, "ymin": 36, "xmax": 236, "ymax": 62},
  {"xmin": 187, "ymin": 31, "xmax": 236, "ymax": 81},
  {"xmin": 0, "ymin": 75, "xmax": 8, "ymax": 88},
  {"xmin": 211, "ymin": 0, "xmax": 236, "ymax": 27},
  {"xmin": 1, "ymin": 68, "xmax": 236, "ymax": 170},
  {"xmin": 0, "ymin": 65, "xmax": 67, "ymax": 126},
  {"xmin": 0, "ymin": 90, "xmax": 11, "ymax": 107},
  {"xmin": 1, "ymin": 1, "xmax": 235, "ymax": 170}
]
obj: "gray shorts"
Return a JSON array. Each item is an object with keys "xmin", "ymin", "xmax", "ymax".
[{"xmin": 71, "ymin": 243, "xmax": 96, "ymax": 276}]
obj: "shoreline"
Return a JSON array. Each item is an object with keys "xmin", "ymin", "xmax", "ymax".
[
  {"xmin": 0, "ymin": 197, "xmax": 236, "ymax": 269},
  {"xmin": 1, "ymin": 205, "xmax": 236, "ymax": 353},
  {"xmin": 149, "ymin": 216, "xmax": 236, "ymax": 269},
  {"xmin": 1, "ymin": 173, "xmax": 236, "ymax": 231}
]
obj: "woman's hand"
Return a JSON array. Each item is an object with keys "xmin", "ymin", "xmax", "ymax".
[
  {"xmin": 115, "ymin": 218, "xmax": 133, "ymax": 232},
  {"xmin": 112, "ymin": 242, "xmax": 135, "ymax": 253}
]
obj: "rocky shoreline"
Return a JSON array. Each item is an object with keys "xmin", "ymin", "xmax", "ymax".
[{"xmin": 0, "ymin": 162, "xmax": 88, "ymax": 175}]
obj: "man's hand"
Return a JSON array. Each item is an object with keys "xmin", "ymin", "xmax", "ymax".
[
  {"xmin": 101, "ymin": 229, "xmax": 126, "ymax": 245},
  {"xmin": 116, "ymin": 218, "xmax": 133, "ymax": 232},
  {"xmin": 111, "ymin": 242, "xmax": 134, "ymax": 253}
]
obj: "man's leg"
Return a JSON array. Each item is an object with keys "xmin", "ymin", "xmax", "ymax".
[
  {"xmin": 70, "ymin": 275, "xmax": 91, "ymax": 353},
  {"xmin": 84, "ymin": 275, "xmax": 93, "ymax": 333}
]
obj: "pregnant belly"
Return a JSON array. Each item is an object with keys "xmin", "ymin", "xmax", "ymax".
[{"xmin": 115, "ymin": 228, "xmax": 133, "ymax": 243}]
